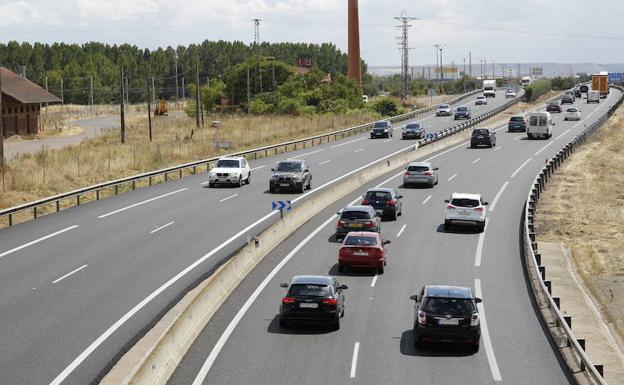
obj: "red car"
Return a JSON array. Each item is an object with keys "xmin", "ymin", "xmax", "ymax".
[{"xmin": 338, "ymin": 232, "xmax": 390, "ymax": 274}]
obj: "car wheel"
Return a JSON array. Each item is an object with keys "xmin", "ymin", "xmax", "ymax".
[
  {"xmin": 306, "ymin": 180, "xmax": 311, "ymax": 190},
  {"xmin": 237, "ymin": 177, "xmax": 243, "ymax": 187},
  {"xmin": 444, "ymin": 220, "xmax": 452, "ymax": 231},
  {"xmin": 208, "ymin": 182, "xmax": 215, "ymax": 188},
  {"xmin": 299, "ymin": 183, "xmax": 305, "ymax": 194},
  {"xmin": 429, "ymin": 180, "xmax": 435, "ymax": 188},
  {"xmin": 435, "ymin": 177, "xmax": 439, "ymax": 185},
  {"xmin": 338, "ymin": 264, "xmax": 345, "ymax": 274},
  {"xmin": 279, "ymin": 317, "xmax": 289, "ymax": 329},
  {"xmin": 246, "ymin": 173, "xmax": 251, "ymax": 184},
  {"xmin": 333, "ymin": 317, "xmax": 340, "ymax": 331},
  {"xmin": 478, "ymin": 222, "xmax": 485, "ymax": 232},
  {"xmin": 471, "ymin": 144, "xmax": 476, "ymax": 149},
  {"xmin": 340, "ymin": 305, "xmax": 345, "ymax": 318},
  {"xmin": 269, "ymin": 185, "xmax": 276, "ymax": 193},
  {"xmin": 377, "ymin": 265, "xmax": 385, "ymax": 275},
  {"xmin": 471, "ymin": 343, "xmax": 480, "ymax": 353},
  {"xmin": 398, "ymin": 206, "xmax": 402, "ymax": 216}
]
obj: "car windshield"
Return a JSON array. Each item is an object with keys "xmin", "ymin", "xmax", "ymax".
[
  {"xmin": 407, "ymin": 165, "xmax": 430, "ymax": 172},
  {"xmin": 456, "ymin": 107, "xmax": 468, "ymax": 112},
  {"xmin": 548, "ymin": 101, "xmax": 558, "ymax": 105},
  {"xmin": 538, "ymin": 116, "xmax": 548, "ymax": 126},
  {"xmin": 406, "ymin": 124, "xmax": 421, "ymax": 129},
  {"xmin": 473, "ymin": 129, "xmax": 489, "ymax": 135},
  {"xmin": 341, "ymin": 210, "xmax": 371, "ymax": 220},
  {"xmin": 438, "ymin": 105, "xmax": 450, "ymax": 109},
  {"xmin": 566, "ymin": 108, "xmax": 578, "ymax": 112},
  {"xmin": 529, "ymin": 115, "xmax": 538, "ymax": 126},
  {"xmin": 450, "ymin": 198, "xmax": 480, "ymax": 208},
  {"xmin": 344, "ymin": 236, "xmax": 377, "ymax": 246},
  {"xmin": 276, "ymin": 162, "xmax": 302, "ymax": 172},
  {"xmin": 365, "ymin": 191, "xmax": 392, "ymax": 200},
  {"xmin": 216, "ymin": 159, "xmax": 240, "ymax": 168},
  {"xmin": 510, "ymin": 116, "xmax": 525, "ymax": 122},
  {"xmin": 373, "ymin": 122, "xmax": 388, "ymax": 128},
  {"xmin": 477, "ymin": 96, "xmax": 485, "ymax": 99},
  {"xmin": 422, "ymin": 298, "xmax": 475, "ymax": 316},
  {"xmin": 288, "ymin": 284, "xmax": 329, "ymax": 297}
]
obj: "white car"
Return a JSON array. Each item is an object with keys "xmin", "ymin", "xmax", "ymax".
[
  {"xmin": 444, "ymin": 193, "xmax": 489, "ymax": 232},
  {"xmin": 208, "ymin": 156, "xmax": 251, "ymax": 187},
  {"xmin": 435, "ymin": 104, "xmax": 453, "ymax": 116},
  {"xmin": 563, "ymin": 107, "xmax": 581, "ymax": 121},
  {"xmin": 505, "ymin": 89, "xmax": 516, "ymax": 98},
  {"xmin": 475, "ymin": 95, "xmax": 488, "ymax": 105}
]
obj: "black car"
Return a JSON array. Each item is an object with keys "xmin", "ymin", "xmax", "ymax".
[
  {"xmin": 580, "ymin": 85, "xmax": 589, "ymax": 94},
  {"xmin": 361, "ymin": 188, "xmax": 403, "ymax": 220},
  {"xmin": 370, "ymin": 120, "xmax": 393, "ymax": 138},
  {"xmin": 470, "ymin": 128, "xmax": 496, "ymax": 148},
  {"xmin": 561, "ymin": 95, "xmax": 574, "ymax": 104},
  {"xmin": 336, "ymin": 205, "xmax": 381, "ymax": 238},
  {"xmin": 573, "ymin": 88, "xmax": 582, "ymax": 98},
  {"xmin": 402, "ymin": 123, "xmax": 425, "ymax": 139},
  {"xmin": 279, "ymin": 275, "xmax": 347, "ymax": 329},
  {"xmin": 508, "ymin": 115, "xmax": 527, "ymax": 132},
  {"xmin": 410, "ymin": 285, "xmax": 482, "ymax": 352},
  {"xmin": 454, "ymin": 106, "xmax": 471, "ymax": 120},
  {"xmin": 269, "ymin": 159, "xmax": 312, "ymax": 193},
  {"xmin": 546, "ymin": 102, "xmax": 562, "ymax": 113}
]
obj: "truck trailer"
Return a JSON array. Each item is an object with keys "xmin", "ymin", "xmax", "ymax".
[{"xmin": 592, "ymin": 73, "xmax": 609, "ymax": 98}]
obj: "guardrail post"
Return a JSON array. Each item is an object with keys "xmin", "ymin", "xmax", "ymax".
[
  {"xmin": 115, "ymin": 185, "xmax": 119, "ymax": 195},
  {"xmin": 76, "ymin": 195, "xmax": 80, "ymax": 206},
  {"xmin": 539, "ymin": 265, "xmax": 546, "ymax": 280},
  {"xmin": 8, "ymin": 214, "xmax": 13, "ymax": 226},
  {"xmin": 529, "ymin": 232, "xmax": 536, "ymax": 243},
  {"xmin": 594, "ymin": 365, "xmax": 604, "ymax": 377},
  {"xmin": 535, "ymin": 252, "xmax": 541, "ymax": 265},
  {"xmin": 132, "ymin": 181, "xmax": 136, "ymax": 190},
  {"xmin": 179, "ymin": 169, "xmax": 183, "ymax": 179},
  {"xmin": 578, "ymin": 339, "xmax": 586, "ymax": 371},
  {"xmin": 564, "ymin": 316, "xmax": 572, "ymax": 329},
  {"xmin": 149, "ymin": 177, "xmax": 153, "ymax": 186},
  {"xmin": 56, "ymin": 201, "xmax": 60, "ymax": 211},
  {"xmin": 193, "ymin": 166, "xmax": 197, "ymax": 175},
  {"xmin": 553, "ymin": 297, "xmax": 560, "ymax": 309},
  {"xmin": 33, "ymin": 206, "xmax": 37, "ymax": 219},
  {"xmin": 544, "ymin": 280, "xmax": 552, "ymax": 294},
  {"xmin": 165, "ymin": 173, "xmax": 168, "ymax": 182}
]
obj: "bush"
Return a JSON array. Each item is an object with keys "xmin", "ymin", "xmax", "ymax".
[
  {"xmin": 525, "ymin": 79, "xmax": 552, "ymax": 102},
  {"xmin": 371, "ymin": 98, "xmax": 399, "ymax": 116}
]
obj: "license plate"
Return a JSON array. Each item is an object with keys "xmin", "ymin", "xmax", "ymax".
[
  {"xmin": 280, "ymin": 183, "xmax": 290, "ymax": 187},
  {"xmin": 438, "ymin": 318, "xmax": 459, "ymax": 326},
  {"xmin": 299, "ymin": 303, "xmax": 318, "ymax": 308},
  {"xmin": 459, "ymin": 210, "xmax": 470, "ymax": 215},
  {"xmin": 353, "ymin": 251, "xmax": 368, "ymax": 256},
  {"xmin": 351, "ymin": 223, "xmax": 363, "ymax": 228}
]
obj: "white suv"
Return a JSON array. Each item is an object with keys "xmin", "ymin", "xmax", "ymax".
[
  {"xmin": 208, "ymin": 156, "xmax": 251, "ymax": 187},
  {"xmin": 444, "ymin": 193, "xmax": 489, "ymax": 232}
]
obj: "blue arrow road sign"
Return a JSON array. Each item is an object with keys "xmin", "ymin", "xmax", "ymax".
[
  {"xmin": 609, "ymin": 72, "xmax": 624, "ymax": 82},
  {"xmin": 272, "ymin": 201, "xmax": 292, "ymax": 211}
]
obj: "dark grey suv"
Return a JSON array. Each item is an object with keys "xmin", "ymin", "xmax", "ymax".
[
  {"xmin": 269, "ymin": 159, "xmax": 312, "ymax": 193},
  {"xmin": 336, "ymin": 205, "xmax": 381, "ymax": 238}
]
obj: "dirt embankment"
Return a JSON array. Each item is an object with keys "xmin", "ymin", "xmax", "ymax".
[{"xmin": 535, "ymin": 105, "xmax": 624, "ymax": 350}]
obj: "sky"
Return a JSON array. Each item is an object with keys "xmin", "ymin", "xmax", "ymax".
[{"xmin": 1, "ymin": 0, "xmax": 623, "ymax": 66}]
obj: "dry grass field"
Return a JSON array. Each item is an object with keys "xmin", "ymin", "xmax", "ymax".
[{"xmin": 535, "ymin": 105, "xmax": 624, "ymax": 350}]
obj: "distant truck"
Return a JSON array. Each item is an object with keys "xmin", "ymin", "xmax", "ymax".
[
  {"xmin": 592, "ymin": 73, "xmax": 609, "ymax": 98},
  {"xmin": 521, "ymin": 76, "xmax": 532, "ymax": 89},
  {"xmin": 483, "ymin": 80, "xmax": 497, "ymax": 98}
]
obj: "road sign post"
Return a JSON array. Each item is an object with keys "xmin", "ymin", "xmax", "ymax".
[{"xmin": 272, "ymin": 200, "xmax": 292, "ymax": 219}]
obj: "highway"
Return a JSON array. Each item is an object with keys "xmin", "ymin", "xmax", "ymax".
[
  {"xmin": 0, "ymin": 91, "xmax": 511, "ymax": 385},
  {"xmin": 166, "ymin": 89, "xmax": 622, "ymax": 385}
]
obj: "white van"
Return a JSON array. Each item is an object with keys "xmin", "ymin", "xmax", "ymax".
[
  {"xmin": 587, "ymin": 90, "xmax": 600, "ymax": 104},
  {"xmin": 527, "ymin": 111, "xmax": 554, "ymax": 139}
]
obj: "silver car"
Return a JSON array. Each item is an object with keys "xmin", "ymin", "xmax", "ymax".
[
  {"xmin": 435, "ymin": 104, "xmax": 452, "ymax": 116},
  {"xmin": 403, "ymin": 161, "xmax": 439, "ymax": 187}
]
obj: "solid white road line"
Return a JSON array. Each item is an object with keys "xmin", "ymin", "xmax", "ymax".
[
  {"xmin": 350, "ymin": 342, "xmax": 360, "ymax": 378},
  {"xmin": 150, "ymin": 221, "xmax": 175, "ymax": 234},
  {"xmin": 488, "ymin": 181, "xmax": 509, "ymax": 212},
  {"xmin": 383, "ymin": 139, "xmax": 393, "ymax": 143},
  {"xmin": 474, "ymin": 219, "xmax": 487, "ymax": 267},
  {"xmin": 288, "ymin": 149, "xmax": 323, "ymax": 159},
  {"xmin": 250, "ymin": 165, "xmax": 266, "ymax": 171},
  {"xmin": 330, "ymin": 137, "xmax": 366, "ymax": 148},
  {"xmin": 513, "ymin": 135, "xmax": 522, "ymax": 141},
  {"xmin": 0, "ymin": 225, "xmax": 79, "ymax": 260},
  {"xmin": 354, "ymin": 148, "xmax": 366, "ymax": 153},
  {"xmin": 396, "ymin": 225, "xmax": 407, "ymax": 237},
  {"xmin": 555, "ymin": 129, "xmax": 571, "ymax": 140},
  {"xmin": 475, "ymin": 279, "xmax": 503, "ymax": 381},
  {"xmin": 370, "ymin": 275, "xmax": 379, "ymax": 288},
  {"xmin": 97, "ymin": 188, "xmax": 189, "ymax": 219},
  {"xmin": 318, "ymin": 160, "xmax": 332, "ymax": 165},
  {"xmin": 494, "ymin": 145, "xmax": 502, "ymax": 151},
  {"xmin": 52, "ymin": 264, "xmax": 88, "ymax": 284},
  {"xmin": 510, "ymin": 158, "xmax": 532, "ymax": 179},
  {"xmin": 422, "ymin": 195, "xmax": 431, "ymax": 205},
  {"xmin": 472, "ymin": 158, "xmax": 480, "ymax": 164},
  {"xmin": 534, "ymin": 142, "xmax": 553, "ymax": 156},
  {"xmin": 448, "ymin": 174, "xmax": 457, "ymax": 182},
  {"xmin": 219, "ymin": 194, "xmax": 238, "ymax": 203}
]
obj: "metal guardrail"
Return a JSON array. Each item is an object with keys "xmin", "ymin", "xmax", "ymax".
[
  {"xmin": 523, "ymin": 85, "xmax": 624, "ymax": 385},
  {"xmin": 0, "ymin": 88, "xmax": 490, "ymax": 227}
]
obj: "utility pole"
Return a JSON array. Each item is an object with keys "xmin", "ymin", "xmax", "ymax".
[
  {"xmin": 125, "ymin": 76, "xmax": 129, "ymax": 105},
  {"xmin": 120, "ymin": 66, "xmax": 126, "ymax": 144},
  {"xmin": 434, "ymin": 46, "xmax": 439, "ymax": 81},
  {"xmin": 253, "ymin": 19, "xmax": 262, "ymax": 93},
  {"xmin": 151, "ymin": 77, "xmax": 156, "ymax": 103},
  {"xmin": 492, "ymin": 62, "xmax": 495, "ymax": 78},
  {"xmin": 463, "ymin": 58, "xmax": 466, "ymax": 77},
  {"xmin": 89, "ymin": 76, "xmax": 94, "ymax": 114},
  {"xmin": 246, "ymin": 64, "xmax": 251, "ymax": 114},
  {"xmin": 175, "ymin": 52, "xmax": 179, "ymax": 100},
  {"xmin": 181, "ymin": 77, "xmax": 186, "ymax": 101},
  {"xmin": 484, "ymin": 59, "xmax": 487, "ymax": 78},
  {"xmin": 44, "ymin": 76, "xmax": 49, "ymax": 107},
  {"xmin": 439, "ymin": 45, "xmax": 444, "ymax": 81},
  {"xmin": 394, "ymin": 14, "xmax": 417, "ymax": 99},
  {"xmin": 0, "ymin": 69, "xmax": 4, "ymax": 173},
  {"xmin": 147, "ymin": 77, "xmax": 153, "ymax": 142},
  {"xmin": 469, "ymin": 52, "xmax": 472, "ymax": 76},
  {"xmin": 60, "ymin": 77, "xmax": 64, "ymax": 104},
  {"xmin": 195, "ymin": 63, "xmax": 201, "ymax": 130}
]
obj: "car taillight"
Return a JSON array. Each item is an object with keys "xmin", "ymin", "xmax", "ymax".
[
  {"xmin": 418, "ymin": 310, "xmax": 427, "ymax": 325},
  {"xmin": 337, "ymin": 220, "xmax": 346, "ymax": 227},
  {"xmin": 387, "ymin": 199, "xmax": 396, "ymax": 206},
  {"xmin": 404, "ymin": 171, "xmax": 411, "ymax": 176},
  {"xmin": 470, "ymin": 313, "xmax": 480, "ymax": 326},
  {"xmin": 282, "ymin": 297, "xmax": 295, "ymax": 304},
  {"xmin": 447, "ymin": 204, "xmax": 455, "ymax": 209},
  {"xmin": 424, "ymin": 171, "xmax": 433, "ymax": 176},
  {"xmin": 474, "ymin": 207, "xmax": 485, "ymax": 212},
  {"xmin": 361, "ymin": 199, "xmax": 369, "ymax": 205},
  {"xmin": 365, "ymin": 221, "xmax": 374, "ymax": 228},
  {"xmin": 322, "ymin": 298, "xmax": 337, "ymax": 306}
]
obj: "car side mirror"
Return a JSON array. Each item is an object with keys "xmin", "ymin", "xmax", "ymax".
[
  {"xmin": 444, "ymin": 199, "xmax": 450, "ymax": 203},
  {"xmin": 336, "ymin": 211, "xmax": 342, "ymax": 215},
  {"xmin": 384, "ymin": 240, "xmax": 391, "ymax": 245},
  {"xmin": 305, "ymin": 169, "xmax": 310, "ymax": 172},
  {"xmin": 475, "ymin": 297, "xmax": 483, "ymax": 304},
  {"xmin": 409, "ymin": 295, "xmax": 418, "ymax": 301},
  {"xmin": 434, "ymin": 167, "xmax": 439, "ymax": 171},
  {"xmin": 279, "ymin": 283, "xmax": 289, "ymax": 288},
  {"xmin": 552, "ymin": 122, "xmax": 556, "ymax": 126},
  {"xmin": 484, "ymin": 202, "xmax": 489, "ymax": 206},
  {"xmin": 271, "ymin": 168, "xmax": 274, "ymax": 171},
  {"xmin": 397, "ymin": 195, "xmax": 403, "ymax": 199},
  {"xmin": 340, "ymin": 285, "xmax": 349, "ymax": 290}
]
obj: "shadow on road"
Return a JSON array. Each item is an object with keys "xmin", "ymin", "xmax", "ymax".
[
  {"xmin": 267, "ymin": 315, "xmax": 334, "ymax": 335},
  {"xmin": 399, "ymin": 330, "xmax": 474, "ymax": 357}
]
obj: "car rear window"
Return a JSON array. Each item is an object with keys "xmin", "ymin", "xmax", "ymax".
[
  {"xmin": 438, "ymin": 104, "xmax": 450, "ymax": 109},
  {"xmin": 406, "ymin": 124, "xmax": 421, "ymax": 129},
  {"xmin": 422, "ymin": 298, "xmax": 475, "ymax": 315},
  {"xmin": 365, "ymin": 191, "xmax": 392, "ymax": 200},
  {"xmin": 288, "ymin": 284, "xmax": 329, "ymax": 297},
  {"xmin": 407, "ymin": 165, "xmax": 429, "ymax": 172},
  {"xmin": 276, "ymin": 162, "xmax": 302, "ymax": 172},
  {"xmin": 450, "ymin": 198, "xmax": 480, "ymax": 208},
  {"xmin": 510, "ymin": 116, "xmax": 525, "ymax": 122},
  {"xmin": 539, "ymin": 116, "xmax": 548, "ymax": 126},
  {"xmin": 373, "ymin": 122, "xmax": 388, "ymax": 128},
  {"xmin": 456, "ymin": 107, "xmax": 468, "ymax": 112},
  {"xmin": 341, "ymin": 210, "xmax": 371, "ymax": 220},
  {"xmin": 566, "ymin": 108, "xmax": 578, "ymax": 112},
  {"xmin": 216, "ymin": 159, "xmax": 240, "ymax": 168},
  {"xmin": 472, "ymin": 129, "xmax": 489, "ymax": 135},
  {"xmin": 344, "ymin": 236, "xmax": 377, "ymax": 246}
]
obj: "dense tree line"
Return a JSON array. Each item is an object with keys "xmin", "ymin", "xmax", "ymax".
[{"xmin": 0, "ymin": 40, "xmax": 361, "ymax": 105}]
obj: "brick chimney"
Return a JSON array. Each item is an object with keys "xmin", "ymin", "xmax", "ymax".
[{"xmin": 347, "ymin": 0, "xmax": 362, "ymax": 88}]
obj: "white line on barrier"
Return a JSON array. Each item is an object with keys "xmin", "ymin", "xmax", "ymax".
[
  {"xmin": 510, "ymin": 158, "xmax": 532, "ymax": 179},
  {"xmin": 288, "ymin": 149, "xmax": 323, "ymax": 159},
  {"xmin": 534, "ymin": 142, "xmax": 553, "ymax": 156},
  {"xmin": 150, "ymin": 221, "xmax": 175, "ymax": 234},
  {"xmin": 489, "ymin": 181, "xmax": 509, "ymax": 212},
  {"xmin": 250, "ymin": 165, "xmax": 266, "ymax": 171},
  {"xmin": 219, "ymin": 194, "xmax": 238, "ymax": 203},
  {"xmin": 370, "ymin": 275, "xmax": 379, "ymax": 288},
  {"xmin": 350, "ymin": 342, "xmax": 360, "ymax": 378},
  {"xmin": 448, "ymin": 174, "xmax": 457, "ymax": 181},
  {"xmin": 396, "ymin": 225, "xmax": 407, "ymax": 237},
  {"xmin": 53, "ymin": 264, "xmax": 88, "ymax": 284},
  {"xmin": 474, "ymin": 220, "xmax": 488, "ymax": 267},
  {"xmin": 330, "ymin": 137, "xmax": 366, "ymax": 148},
  {"xmin": 318, "ymin": 160, "xmax": 332, "ymax": 165},
  {"xmin": 0, "ymin": 225, "xmax": 79, "ymax": 260},
  {"xmin": 97, "ymin": 188, "xmax": 189, "ymax": 219},
  {"xmin": 422, "ymin": 195, "xmax": 431, "ymax": 205},
  {"xmin": 475, "ymin": 279, "xmax": 503, "ymax": 381}
]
